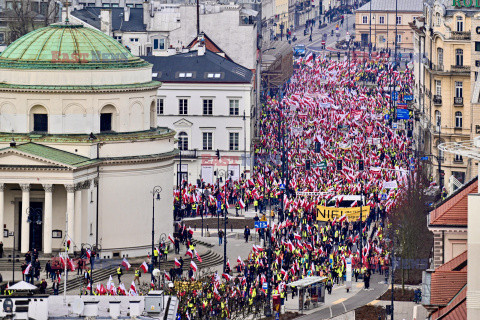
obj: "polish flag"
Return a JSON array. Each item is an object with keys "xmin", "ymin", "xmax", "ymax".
[
  {"xmin": 188, "ymin": 227, "xmax": 194, "ymax": 235},
  {"xmin": 119, "ymin": 283, "xmax": 126, "ymax": 295},
  {"xmin": 338, "ymin": 215, "xmax": 348, "ymax": 223},
  {"xmin": 239, "ymin": 199, "xmax": 245, "ymax": 209},
  {"xmin": 68, "ymin": 259, "xmax": 76, "ymax": 271},
  {"xmin": 164, "ymin": 272, "xmax": 171, "ymax": 281},
  {"xmin": 186, "ymin": 249, "xmax": 193, "ymax": 258},
  {"xmin": 227, "ymin": 260, "xmax": 231, "ymax": 269},
  {"xmin": 86, "ymin": 249, "xmax": 91, "ymax": 259},
  {"xmin": 23, "ymin": 264, "xmax": 32, "ymax": 274},
  {"xmin": 168, "ymin": 234, "xmax": 175, "ymax": 244},
  {"xmin": 222, "ymin": 273, "xmax": 232, "ymax": 281},
  {"xmin": 140, "ymin": 261, "xmax": 148, "ymax": 273},
  {"xmin": 86, "ymin": 281, "xmax": 91, "ymax": 291},
  {"xmin": 190, "ymin": 260, "xmax": 198, "ymax": 272},
  {"xmin": 294, "ymin": 233, "xmax": 302, "ymax": 240},
  {"xmin": 130, "ymin": 281, "xmax": 137, "ymax": 294},
  {"xmin": 237, "ymin": 256, "xmax": 243, "ymax": 264},
  {"xmin": 174, "ymin": 258, "xmax": 181, "ymax": 267},
  {"xmin": 195, "ymin": 250, "xmax": 203, "ymax": 263},
  {"xmin": 122, "ymin": 258, "xmax": 131, "ymax": 271},
  {"xmin": 353, "ymin": 234, "xmax": 359, "ymax": 243},
  {"xmin": 350, "ymin": 201, "xmax": 358, "ymax": 208},
  {"xmin": 106, "ymin": 275, "xmax": 113, "ymax": 291}
]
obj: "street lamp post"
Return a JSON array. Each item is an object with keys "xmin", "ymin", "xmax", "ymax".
[
  {"xmin": 151, "ymin": 186, "xmax": 162, "ymax": 270},
  {"xmin": 27, "ymin": 207, "xmax": 42, "ymax": 283}
]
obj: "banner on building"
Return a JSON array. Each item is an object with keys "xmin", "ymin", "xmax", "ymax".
[{"xmin": 316, "ymin": 205, "xmax": 370, "ymax": 222}]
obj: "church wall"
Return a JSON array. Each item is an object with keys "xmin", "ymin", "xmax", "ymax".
[{"xmin": 97, "ymin": 158, "xmax": 174, "ymax": 257}]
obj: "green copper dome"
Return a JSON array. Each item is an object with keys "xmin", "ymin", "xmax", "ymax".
[{"xmin": 0, "ymin": 23, "xmax": 149, "ymax": 69}]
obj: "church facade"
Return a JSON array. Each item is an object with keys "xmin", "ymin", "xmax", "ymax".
[{"xmin": 0, "ymin": 23, "xmax": 175, "ymax": 257}]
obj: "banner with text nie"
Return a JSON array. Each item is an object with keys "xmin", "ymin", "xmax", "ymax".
[{"xmin": 316, "ymin": 205, "xmax": 370, "ymax": 222}]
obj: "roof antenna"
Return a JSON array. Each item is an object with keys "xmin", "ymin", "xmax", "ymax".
[{"xmin": 65, "ymin": 0, "xmax": 70, "ymax": 24}]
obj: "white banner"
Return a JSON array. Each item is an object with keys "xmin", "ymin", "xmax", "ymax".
[{"xmin": 383, "ymin": 181, "xmax": 398, "ymax": 189}]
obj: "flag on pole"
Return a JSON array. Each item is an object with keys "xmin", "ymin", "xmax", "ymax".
[
  {"xmin": 23, "ymin": 264, "xmax": 31, "ymax": 274},
  {"xmin": 168, "ymin": 234, "xmax": 175, "ymax": 244},
  {"xmin": 140, "ymin": 261, "xmax": 148, "ymax": 273},
  {"xmin": 122, "ymin": 258, "xmax": 131, "ymax": 271},
  {"xmin": 190, "ymin": 260, "xmax": 197, "ymax": 272},
  {"xmin": 239, "ymin": 199, "xmax": 245, "ymax": 209},
  {"xmin": 174, "ymin": 258, "xmax": 181, "ymax": 267},
  {"xmin": 165, "ymin": 272, "xmax": 171, "ymax": 281},
  {"xmin": 195, "ymin": 250, "xmax": 202, "ymax": 263}
]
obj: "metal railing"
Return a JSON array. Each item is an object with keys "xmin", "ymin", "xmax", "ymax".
[
  {"xmin": 450, "ymin": 65, "xmax": 470, "ymax": 73},
  {"xmin": 454, "ymin": 97, "xmax": 464, "ymax": 105},
  {"xmin": 433, "ymin": 95, "xmax": 442, "ymax": 105},
  {"xmin": 450, "ymin": 31, "xmax": 471, "ymax": 40}
]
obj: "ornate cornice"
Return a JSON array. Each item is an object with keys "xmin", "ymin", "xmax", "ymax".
[
  {"xmin": 19, "ymin": 183, "xmax": 30, "ymax": 192},
  {"xmin": 65, "ymin": 184, "xmax": 75, "ymax": 193},
  {"xmin": 42, "ymin": 184, "xmax": 54, "ymax": 192},
  {"xmin": 0, "ymin": 183, "xmax": 5, "ymax": 191}
]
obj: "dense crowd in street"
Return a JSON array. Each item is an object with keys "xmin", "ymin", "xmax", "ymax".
[{"xmin": 169, "ymin": 54, "xmax": 415, "ymax": 319}]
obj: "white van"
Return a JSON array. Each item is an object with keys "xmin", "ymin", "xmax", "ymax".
[{"xmin": 326, "ymin": 195, "xmax": 365, "ymax": 208}]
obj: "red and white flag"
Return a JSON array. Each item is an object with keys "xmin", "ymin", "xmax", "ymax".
[
  {"xmin": 222, "ymin": 273, "xmax": 232, "ymax": 281},
  {"xmin": 23, "ymin": 264, "xmax": 32, "ymax": 274},
  {"xmin": 130, "ymin": 281, "xmax": 137, "ymax": 295},
  {"xmin": 174, "ymin": 258, "xmax": 181, "ymax": 267},
  {"xmin": 86, "ymin": 249, "xmax": 91, "ymax": 259},
  {"xmin": 168, "ymin": 234, "xmax": 175, "ymax": 244},
  {"xmin": 164, "ymin": 272, "xmax": 171, "ymax": 281},
  {"xmin": 339, "ymin": 215, "xmax": 348, "ymax": 223},
  {"xmin": 186, "ymin": 249, "xmax": 193, "ymax": 258},
  {"xmin": 195, "ymin": 250, "xmax": 203, "ymax": 263},
  {"xmin": 122, "ymin": 258, "xmax": 131, "ymax": 271},
  {"xmin": 190, "ymin": 260, "xmax": 198, "ymax": 272},
  {"xmin": 239, "ymin": 199, "xmax": 245, "ymax": 209},
  {"xmin": 140, "ymin": 261, "xmax": 148, "ymax": 273}
]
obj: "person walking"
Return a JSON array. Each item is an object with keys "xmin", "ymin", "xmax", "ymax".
[
  {"xmin": 53, "ymin": 280, "xmax": 59, "ymax": 295},
  {"xmin": 134, "ymin": 268, "xmax": 141, "ymax": 285},
  {"xmin": 364, "ymin": 270, "xmax": 371, "ymax": 290},
  {"xmin": 116, "ymin": 265, "xmax": 123, "ymax": 283},
  {"xmin": 218, "ymin": 229, "xmax": 224, "ymax": 245},
  {"xmin": 244, "ymin": 226, "xmax": 250, "ymax": 243}
]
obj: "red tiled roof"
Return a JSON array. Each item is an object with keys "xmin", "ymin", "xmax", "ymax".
[
  {"xmin": 435, "ymin": 251, "xmax": 467, "ymax": 272},
  {"xmin": 187, "ymin": 33, "xmax": 233, "ymax": 61},
  {"xmin": 429, "ymin": 177, "xmax": 477, "ymax": 227},
  {"xmin": 430, "ymin": 271, "xmax": 467, "ymax": 306},
  {"xmin": 431, "ymin": 285, "xmax": 467, "ymax": 320}
]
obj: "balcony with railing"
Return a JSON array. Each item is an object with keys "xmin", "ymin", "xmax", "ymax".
[
  {"xmin": 450, "ymin": 65, "xmax": 471, "ymax": 73},
  {"xmin": 433, "ymin": 95, "xmax": 442, "ymax": 105},
  {"xmin": 450, "ymin": 31, "xmax": 471, "ymax": 40},
  {"xmin": 454, "ymin": 97, "xmax": 464, "ymax": 105},
  {"xmin": 176, "ymin": 149, "xmax": 198, "ymax": 159}
]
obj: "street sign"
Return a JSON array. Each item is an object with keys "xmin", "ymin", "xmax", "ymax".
[
  {"xmin": 392, "ymin": 122, "xmax": 398, "ymax": 129},
  {"xmin": 404, "ymin": 95, "xmax": 413, "ymax": 101},
  {"xmin": 381, "ymin": 194, "xmax": 387, "ymax": 201},
  {"xmin": 410, "ymin": 165, "xmax": 415, "ymax": 171},
  {"xmin": 384, "ymin": 114, "xmax": 390, "ymax": 120},
  {"xmin": 393, "ymin": 92, "xmax": 399, "ymax": 101},
  {"xmin": 279, "ymin": 183, "xmax": 286, "ymax": 190},
  {"xmin": 255, "ymin": 221, "xmax": 268, "ymax": 229},
  {"xmin": 313, "ymin": 160, "xmax": 327, "ymax": 170},
  {"xmin": 396, "ymin": 109, "xmax": 410, "ymax": 120},
  {"xmin": 420, "ymin": 156, "xmax": 429, "ymax": 160},
  {"xmin": 262, "ymin": 282, "xmax": 268, "ymax": 290},
  {"xmin": 397, "ymin": 103, "xmax": 408, "ymax": 109}
]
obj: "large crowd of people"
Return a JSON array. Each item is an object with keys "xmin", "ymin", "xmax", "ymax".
[{"xmin": 171, "ymin": 53, "xmax": 415, "ymax": 318}]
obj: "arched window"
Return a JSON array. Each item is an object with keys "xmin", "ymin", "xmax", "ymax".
[
  {"xmin": 30, "ymin": 105, "xmax": 48, "ymax": 133},
  {"xmin": 100, "ymin": 104, "xmax": 116, "ymax": 132},
  {"xmin": 456, "ymin": 49, "xmax": 463, "ymax": 66},
  {"xmin": 178, "ymin": 132, "xmax": 188, "ymax": 150},
  {"xmin": 455, "ymin": 111, "xmax": 463, "ymax": 128}
]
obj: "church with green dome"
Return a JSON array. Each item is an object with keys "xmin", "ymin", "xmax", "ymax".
[{"xmin": 0, "ymin": 23, "xmax": 175, "ymax": 257}]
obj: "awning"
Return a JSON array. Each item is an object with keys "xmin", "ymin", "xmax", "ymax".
[
  {"xmin": 241, "ymin": 8, "xmax": 258, "ymax": 17},
  {"xmin": 286, "ymin": 276, "xmax": 327, "ymax": 288},
  {"xmin": 8, "ymin": 281, "xmax": 38, "ymax": 290}
]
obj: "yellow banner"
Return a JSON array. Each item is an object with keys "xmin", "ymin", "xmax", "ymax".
[{"xmin": 316, "ymin": 205, "xmax": 370, "ymax": 222}]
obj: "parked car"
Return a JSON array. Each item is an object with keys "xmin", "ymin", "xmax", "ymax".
[{"xmin": 293, "ymin": 44, "xmax": 306, "ymax": 57}]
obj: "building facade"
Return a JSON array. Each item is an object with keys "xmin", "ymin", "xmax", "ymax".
[
  {"xmin": 143, "ymin": 45, "xmax": 254, "ymax": 186},
  {"xmin": 355, "ymin": 0, "xmax": 422, "ymax": 51},
  {"xmin": 0, "ymin": 24, "xmax": 175, "ymax": 257},
  {"xmin": 411, "ymin": 0, "xmax": 479, "ymax": 192}
]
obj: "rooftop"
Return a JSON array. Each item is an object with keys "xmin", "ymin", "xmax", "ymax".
[
  {"xmin": 428, "ymin": 177, "xmax": 477, "ymax": 227},
  {"xmin": 71, "ymin": 7, "xmax": 146, "ymax": 32},
  {"xmin": 357, "ymin": 0, "xmax": 423, "ymax": 12},
  {"xmin": 142, "ymin": 50, "xmax": 253, "ymax": 84},
  {"xmin": 0, "ymin": 23, "xmax": 149, "ymax": 70}
]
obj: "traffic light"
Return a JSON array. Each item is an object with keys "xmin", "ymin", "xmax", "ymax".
[
  {"xmin": 336, "ymin": 159, "xmax": 342, "ymax": 170},
  {"xmin": 359, "ymin": 160, "xmax": 364, "ymax": 171},
  {"xmin": 314, "ymin": 141, "xmax": 321, "ymax": 153},
  {"xmin": 216, "ymin": 149, "xmax": 220, "ymax": 159},
  {"xmin": 305, "ymin": 159, "xmax": 311, "ymax": 170}
]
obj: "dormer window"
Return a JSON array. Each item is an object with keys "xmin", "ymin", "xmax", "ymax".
[
  {"xmin": 207, "ymin": 73, "xmax": 221, "ymax": 78},
  {"xmin": 179, "ymin": 72, "xmax": 193, "ymax": 78}
]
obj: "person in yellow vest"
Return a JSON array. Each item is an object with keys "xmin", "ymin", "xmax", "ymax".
[
  {"xmin": 134, "ymin": 268, "xmax": 141, "ymax": 285},
  {"xmin": 254, "ymin": 199, "xmax": 259, "ymax": 212},
  {"xmin": 116, "ymin": 265, "xmax": 123, "ymax": 283},
  {"xmin": 163, "ymin": 246, "xmax": 168, "ymax": 261},
  {"xmin": 153, "ymin": 247, "xmax": 159, "ymax": 266}
]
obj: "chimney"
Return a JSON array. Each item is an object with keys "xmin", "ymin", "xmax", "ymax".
[
  {"xmin": 100, "ymin": 9, "xmax": 112, "ymax": 36},
  {"xmin": 124, "ymin": 6, "xmax": 130, "ymax": 22},
  {"xmin": 198, "ymin": 44, "xmax": 205, "ymax": 56},
  {"xmin": 143, "ymin": 1, "xmax": 150, "ymax": 26}
]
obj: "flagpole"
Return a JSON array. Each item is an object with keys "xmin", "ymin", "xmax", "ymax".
[{"xmin": 64, "ymin": 211, "xmax": 68, "ymax": 304}]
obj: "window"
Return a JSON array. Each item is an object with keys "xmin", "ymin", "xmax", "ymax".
[
  {"xmin": 455, "ymin": 111, "xmax": 463, "ymax": 128},
  {"xmin": 396, "ymin": 34, "xmax": 402, "ymax": 43},
  {"xmin": 33, "ymin": 114, "xmax": 48, "ymax": 132},
  {"xmin": 454, "ymin": 155, "xmax": 464, "ymax": 163},
  {"xmin": 435, "ymin": 110, "xmax": 441, "ymax": 127},
  {"xmin": 437, "ymin": 48, "xmax": 443, "ymax": 68},
  {"xmin": 396, "ymin": 16, "xmax": 402, "ymax": 25},
  {"xmin": 100, "ymin": 113, "xmax": 112, "ymax": 132},
  {"xmin": 202, "ymin": 132, "xmax": 213, "ymax": 150},
  {"xmin": 179, "ymin": 99, "xmax": 188, "ymax": 115},
  {"xmin": 435, "ymin": 13, "xmax": 440, "ymax": 26},
  {"xmin": 156, "ymin": 98, "xmax": 164, "ymax": 115},
  {"xmin": 455, "ymin": 81, "xmax": 463, "ymax": 98},
  {"xmin": 0, "ymin": 33, "xmax": 4, "ymax": 44},
  {"xmin": 455, "ymin": 49, "xmax": 463, "ymax": 66},
  {"xmin": 207, "ymin": 73, "xmax": 221, "ymax": 78},
  {"xmin": 114, "ymin": 36, "xmax": 122, "ymax": 43},
  {"xmin": 379, "ymin": 16, "xmax": 385, "ymax": 24},
  {"xmin": 456, "ymin": 16, "xmax": 464, "ymax": 32},
  {"xmin": 435, "ymin": 80, "xmax": 441, "ymax": 96},
  {"xmin": 362, "ymin": 16, "xmax": 368, "ymax": 24},
  {"xmin": 229, "ymin": 132, "xmax": 239, "ymax": 151},
  {"xmin": 203, "ymin": 99, "xmax": 213, "ymax": 115},
  {"xmin": 476, "ymin": 42, "xmax": 480, "ymax": 51},
  {"xmin": 452, "ymin": 171, "xmax": 465, "ymax": 184},
  {"xmin": 179, "ymin": 72, "xmax": 193, "ymax": 78},
  {"xmin": 229, "ymin": 99, "xmax": 239, "ymax": 115},
  {"xmin": 178, "ymin": 132, "xmax": 188, "ymax": 150},
  {"xmin": 153, "ymin": 38, "xmax": 165, "ymax": 50},
  {"xmin": 130, "ymin": 38, "xmax": 139, "ymax": 42},
  {"xmin": 6, "ymin": 1, "xmax": 13, "ymax": 9}
]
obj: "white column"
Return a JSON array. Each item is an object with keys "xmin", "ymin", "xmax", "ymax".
[
  {"xmin": 0, "ymin": 184, "xmax": 5, "ymax": 245},
  {"xmin": 74, "ymin": 185, "xmax": 82, "ymax": 250},
  {"xmin": 65, "ymin": 184, "xmax": 75, "ymax": 253},
  {"xmin": 42, "ymin": 184, "xmax": 53, "ymax": 254},
  {"xmin": 20, "ymin": 183, "xmax": 30, "ymax": 253}
]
